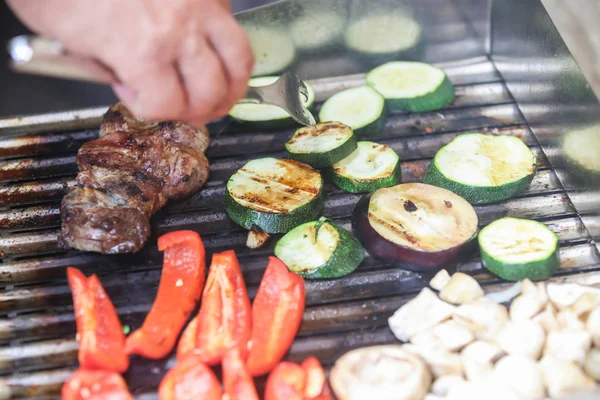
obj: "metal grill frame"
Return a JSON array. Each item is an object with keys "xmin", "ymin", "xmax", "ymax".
[{"xmin": 1, "ymin": 0, "xmax": 600, "ymax": 398}]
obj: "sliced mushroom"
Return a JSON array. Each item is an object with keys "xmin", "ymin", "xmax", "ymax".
[
  {"xmin": 454, "ymin": 297, "xmax": 509, "ymax": 341},
  {"xmin": 404, "ymin": 344, "xmax": 463, "ymax": 378},
  {"xmin": 438, "ymin": 273, "xmax": 484, "ymax": 305},
  {"xmin": 583, "ymin": 348, "xmax": 600, "ymax": 380},
  {"xmin": 329, "ymin": 345, "xmax": 432, "ymax": 400},
  {"xmin": 533, "ymin": 303, "xmax": 559, "ymax": 333},
  {"xmin": 586, "ymin": 306, "xmax": 600, "ymax": 347},
  {"xmin": 546, "ymin": 283, "xmax": 600, "ymax": 311},
  {"xmin": 461, "ymin": 340, "xmax": 504, "ymax": 382},
  {"xmin": 430, "ymin": 269, "xmax": 451, "ymax": 291},
  {"xmin": 510, "ymin": 280, "xmax": 548, "ymax": 322},
  {"xmin": 389, "ymin": 288, "xmax": 455, "ymax": 342},
  {"xmin": 446, "ymin": 375, "xmax": 520, "ymax": 400},
  {"xmin": 493, "ymin": 355, "xmax": 546, "ymax": 400},
  {"xmin": 544, "ymin": 330, "xmax": 592, "ymax": 366},
  {"xmin": 496, "ymin": 320, "xmax": 545, "ymax": 360},
  {"xmin": 539, "ymin": 355, "xmax": 596, "ymax": 399},
  {"xmin": 556, "ymin": 308, "xmax": 586, "ymax": 331},
  {"xmin": 411, "ymin": 319, "xmax": 474, "ymax": 352},
  {"xmin": 431, "ymin": 375, "xmax": 466, "ymax": 397}
]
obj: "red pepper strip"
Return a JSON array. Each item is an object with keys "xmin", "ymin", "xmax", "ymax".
[
  {"xmin": 265, "ymin": 362, "xmax": 306, "ymax": 400},
  {"xmin": 62, "ymin": 369, "xmax": 133, "ymax": 400},
  {"xmin": 66, "ymin": 267, "xmax": 128, "ymax": 373},
  {"xmin": 301, "ymin": 357, "xmax": 333, "ymax": 400},
  {"xmin": 126, "ymin": 230, "xmax": 206, "ymax": 359},
  {"xmin": 264, "ymin": 357, "xmax": 332, "ymax": 400},
  {"xmin": 158, "ymin": 355, "xmax": 222, "ymax": 400},
  {"xmin": 176, "ymin": 315, "xmax": 199, "ymax": 360},
  {"xmin": 223, "ymin": 348, "xmax": 260, "ymax": 400},
  {"xmin": 246, "ymin": 256, "xmax": 306, "ymax": 376},
  {"xmin": 193, "ymin": 250, "xmax": 252, "ymax": 365}
]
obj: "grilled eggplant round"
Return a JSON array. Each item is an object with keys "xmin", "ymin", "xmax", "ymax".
[{"xmin": 352, "ymin": 183, "xmax": 478, "ymax": 272}]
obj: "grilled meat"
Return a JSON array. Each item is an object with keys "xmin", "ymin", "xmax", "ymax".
[{"xmin": 61, "ymin": 103, "xmax": 210, "ymax": 254}]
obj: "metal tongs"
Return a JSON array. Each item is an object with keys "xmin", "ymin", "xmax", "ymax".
[{"xmin": 7, "ymin": 35, "xmax": 316, "ymax": 127}]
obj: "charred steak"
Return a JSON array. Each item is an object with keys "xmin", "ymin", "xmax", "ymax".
[{"xmin": 61, "ymin": 103, "xmax": 210, "ymax": 254}]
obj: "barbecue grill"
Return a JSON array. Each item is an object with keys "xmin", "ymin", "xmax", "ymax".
[{"xmin": 1, "ymin": 0, "xmax": 600, "ymax": 398}]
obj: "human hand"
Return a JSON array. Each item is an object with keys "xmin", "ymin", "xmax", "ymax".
[{"xmin": 7, "ymin": 0, "xmax": 255, "ymax": 126}]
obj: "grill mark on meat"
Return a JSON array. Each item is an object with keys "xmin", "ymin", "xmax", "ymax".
[{"xmin": 61, "ymin": 102, "xmax": 210, "ymax": 254}]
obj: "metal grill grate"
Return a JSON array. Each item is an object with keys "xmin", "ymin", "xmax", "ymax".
[{"xmin": 1, "ymin": 56, "xmax": 600, "ymax": 398}]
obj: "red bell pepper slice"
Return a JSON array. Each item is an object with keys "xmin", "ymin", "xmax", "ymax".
[
  {"xmin": 158, "ymin": 355, "xmax": 222, "ymax": 400},
  {"xmin": 192, "ymin": 250, "xmax": 252, "ymax": 365},
  {"xmin": 62, "ymin": 369, "xmax": 133, "ymax": 400},
  {"xmin": 67, "ymin": 267, "xmax": 128, "ymax": 373},
  {"xmin": 301, "ymin": 357, "xmax": 333, "ymax": 400},
  {"xmin": 265, "ymin": 357, "xmax": 332, "ymax": 400},
  {"xmin": 126, "ymin": 230, "xmax": 206, "ymax": 359},
  {"xmin": 223, "ymin": 348, "xmax": 260, "ymax": 400},
  {"xmin": 246, "ymin": 256, "xmax": 305, "ymax": 376},
  {"xmin": 176, "ymin": 315, "xmax": 199, "ymax": 360}
]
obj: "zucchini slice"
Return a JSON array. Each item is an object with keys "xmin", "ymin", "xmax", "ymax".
[
  {"xmin": 319, "ymin": 86, "xmax": 386, "ymax": 138},
  {"xmin": 289, "ymin": 12, "xmax": 346, "ymax": 53},
  {"xmin": 366, "ymin": 61, "xmax": 455, "ymax": 112},
  {"xmin": 275, "ymin": 217, "xmax": 365, "ymax": 279},
  {"xmin": 245, "ymin": 26, "xmax": 296, "ymax": 76},
  {"xmin": 332, "ymin": 141, "xmax": 401, "ymax": 193},
  {"xmin": 224, "ymin": 158, "xmax": 324, "ymax": 234},
  {"xmin": 228, "ymin": 76, "xmax": 315, "ymax": 128},
  {"xmin": 479, "ymin": 217, "xmax": 559, "ymax": 281},
  {"xmin": 424, "ymin": 133, "xmax": 537, "ymax": 204},
  {"xmin": 285, "ymin": 122, "xmax": 357, "ymax": 168},
  {"xmin": 352, "ymin": 183, "xmax": 478, "ymax": 271},
  {"xmin": 562, "ymin": 126, "xmax": 600, "ymax": 186},
  {"xmin": 344, "ymin": 13, "xmax": 423, "ymax": 65}
]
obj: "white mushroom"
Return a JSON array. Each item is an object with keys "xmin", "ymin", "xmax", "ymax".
[
  {"xmin": 556, "ymin": 308, "xmax": 586, "ymax": 331},
  {"xmin": 510, "ymin": 280, "xmax": 548, "ymax": 322},
  {"xmin": 546, "ymin": 283, "xmax": 600, "ymax": 311},
  {"xmin": 411, "ymin": 319, "xmax": 474, "ymax": 352},
  {"xmin": 493, "ymin": 355, "xmax": 546, "ymax": 400},
  {"xmin": 539, "ymin": 355, "xmax": 596, "ymax": 399},
  {"xmin": 446, "ymin": 375, "xmax": 520, "ymax": 400},
  {"xmin": 583, "ymin": 348, "xmax": 600, "ymax": 380},
  {"xmin": 496, "ymin": 320, "xmax": 546, "ymax": 360},
  {"xmin": 532, "ymin": 303, "xmax": 559, "ymax": 333},
  {"xmin": 461, "ymin": 340, "xmax": 504, "ymax": 382},
  {"xmin": 389, "ymin": 288, "xmax": 455, "ymax": 342},
  {"xmin": 431, "ymin": 375, "xmax": 466, "ymax": 397},
  {"xmin": 567, "ymin": 293, "xmax": 600, "ymax": 322},
  {"xmin": 430, "ymin": 269, "xmax": 451, "ymax": 291},
  {"xmin": 329, "ymin": 345, "xmax": 432, "ymax": 400},
  {"xmin": 438, "ymin": 273, "xmax": 484, "ymax": 305},
  {"xmin": 404, "ymin": 344, "xmax": 463, "ymax": 378},
  {"xmin": 586, "ymin": 306, "xmax": 600, "ymax": 347},
  {"xmin": 544, "ymin": 330, "xmax": 592, "ymax": 366},
  {"xmin": 454, "ymin": 297, "xmax": 509, "ymax": 341}
]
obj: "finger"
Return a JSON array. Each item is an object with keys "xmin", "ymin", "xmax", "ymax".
[
  {"xmin": 177, "ymin": 41, "xmax": 230, "ymax": 124},
  {"xmin": 206, "ymin": 12, "xmax": 254, "ymax": 117},
  {"xmin": 115, "ymin": 64, "xmax": 187, "ymax": 121}
]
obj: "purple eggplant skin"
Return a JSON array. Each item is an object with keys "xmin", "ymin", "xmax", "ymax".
[{"xmin": 351, "ymin": 191, "xmax": 478, "ymax": 273}]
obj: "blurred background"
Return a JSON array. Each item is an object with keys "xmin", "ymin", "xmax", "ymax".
[{"xmin": 0, "ymin": 0, "xmax": 279, "ymax": 117}]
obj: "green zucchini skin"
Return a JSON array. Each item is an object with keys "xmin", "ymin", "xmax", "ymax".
[
  {"xmin": 352, "ymin": 109, "xmax": 387, "ymax": 138},
  {"xmin": 223, "ymin": 190, "xmax": 324, "ymax": 234},
  {"xmin": 275, "ymin": 220, "xmax": 365, "ymax": 279},
  {"xmin": 384, "ymin": 75, "xmax": 455, "ymax": 113},
  {"xmin": 287, "ymin": 138, "xmax": 357, "ymax": 169},
  {"xmin": 333, "ymin": 160, "xmax": 401, "ymax": 193},
  {"xmin": 480, "ymin": 248, "xmax": 560, "ymax": 282},
  {"xmin": 424, "ymin": 161, "xmax": 535, "ymax": 204}
]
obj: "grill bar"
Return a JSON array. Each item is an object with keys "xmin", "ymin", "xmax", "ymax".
[{"xmin": 0, "ymin": 55, "xmax": 598, "ymax": 398}]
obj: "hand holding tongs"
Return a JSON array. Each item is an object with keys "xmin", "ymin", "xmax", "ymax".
[{"xmin": 7, "ymin": 35, "xmax": 316, "ymax": 127}]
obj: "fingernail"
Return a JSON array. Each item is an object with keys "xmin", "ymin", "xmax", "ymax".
[{"xmin": 112, "ymin": 84, "xmax": 139, "ymax": 111}]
